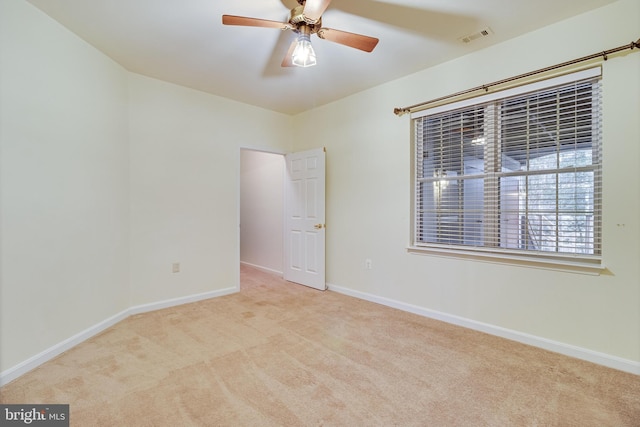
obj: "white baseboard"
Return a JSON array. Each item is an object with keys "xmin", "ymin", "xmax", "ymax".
[
  {"xmin": 240, "ymin": 261, "xmax": 283, "ymax": 276},
  {"xmin": 327, "ymin": 283, "xmax": 640, "ymax": 376},
  {"xmin": 0, "ymin": 309, "xmax": 129, "ymax": 387},
  {"xmin": 0, "ymin": 287, "xmax": 238, "ymax": 387},
  {"xmin": 128, "ymin": 287, "xmax": 238, "ymax": 316}
]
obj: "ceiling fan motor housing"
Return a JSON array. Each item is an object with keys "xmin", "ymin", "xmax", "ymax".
[{"xmin": 289, "ymin": 5, "xmax": 322, "ymax": 33}]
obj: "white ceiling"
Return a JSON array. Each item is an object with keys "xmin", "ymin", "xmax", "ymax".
[{"xmin": 26, "ymin": 0, "xmax": 617, "ymax": 115}]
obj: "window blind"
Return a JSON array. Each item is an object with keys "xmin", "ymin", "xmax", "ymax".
[{"xmin": 413, "ymin": 68, "xmax": 602, "ymax": 263}]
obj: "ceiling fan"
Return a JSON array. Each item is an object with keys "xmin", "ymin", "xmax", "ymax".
[{"xmin": 222, "ymin": 0, "xmax": 379, "ymax": 68}]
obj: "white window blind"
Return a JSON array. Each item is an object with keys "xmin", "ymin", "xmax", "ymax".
[{"xmin": 412, "ymin": 68, "xmax": 602, "ymax": 265}]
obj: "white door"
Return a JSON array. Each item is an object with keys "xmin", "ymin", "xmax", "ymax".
[{"xmin": 283, "ymin": 148, "xmax": 326, "ymax": 290}]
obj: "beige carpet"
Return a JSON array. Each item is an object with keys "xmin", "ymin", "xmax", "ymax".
[{"xmin": 1, "ymin": 265, "xmax": 638, "ymax": 426}]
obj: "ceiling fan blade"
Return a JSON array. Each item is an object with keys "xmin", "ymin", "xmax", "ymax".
[
  {"xmin": 302, "ymin": 0, "xmax": 332, "ymax": 23},
  {"xmin": 317, "ymin": 28, "xmax": 379, "ymax": 52},
  {"xmin": 222, "ymin": 15, "xmax": 291, "ymax": 30},
  {"xmin": 281, "ymin": 41, "xmax": 297, "ymax": 67}
]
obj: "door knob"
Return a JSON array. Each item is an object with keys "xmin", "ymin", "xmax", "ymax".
[{"xmin": 314, "ymin": 223, "xmax": 325, "ymax": 229}]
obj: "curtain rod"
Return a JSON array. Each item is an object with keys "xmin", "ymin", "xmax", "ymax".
[{"xmin": 393, "ymin": 37, "xmax": 640, "ymax": 116}]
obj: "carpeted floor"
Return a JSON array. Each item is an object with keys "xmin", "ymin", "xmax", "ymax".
[{"xmin": 1, "ymin": 265, "xmax": 639, "ymax": 426}]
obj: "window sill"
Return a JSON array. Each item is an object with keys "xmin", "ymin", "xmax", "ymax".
[{"xmin": 407, "ymin": 245, "xmax": 605, "ymax": 275}]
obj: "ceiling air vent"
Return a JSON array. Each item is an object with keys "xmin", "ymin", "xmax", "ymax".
[{"xmin": 459, "ymin": 27, "xmax": 493, "ymax": 44}]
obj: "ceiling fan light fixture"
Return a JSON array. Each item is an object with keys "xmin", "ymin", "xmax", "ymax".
[{"xmin": 292, "ymin": 27, "xmax": 317, "ymax": 67}]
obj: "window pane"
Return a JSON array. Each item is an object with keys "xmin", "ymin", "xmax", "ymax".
[
  {"xmin": 510, "ymin": 168, "xmax": 594, "ymax": 254},
  {"xmin": 416, "ymin": 106, "xmax": 486, "ymax": 246}
]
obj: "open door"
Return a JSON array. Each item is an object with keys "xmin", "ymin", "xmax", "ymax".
[{"xmin": 283, "ymin": 148, "xmax": 326, "ymax": 290}]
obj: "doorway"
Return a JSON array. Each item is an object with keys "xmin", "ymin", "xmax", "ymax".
[{"xmin": 239, "ymin": 149, "xmax": 285, "ymax": 276}]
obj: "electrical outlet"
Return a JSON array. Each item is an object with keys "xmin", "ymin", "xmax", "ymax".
[
  {"xmin": 365, "ymin": 259, "xmax": 372, "ymax": 270},
  {"xmin": 172, "ymin": 262, "xmax": 180, "ymax": 273}
]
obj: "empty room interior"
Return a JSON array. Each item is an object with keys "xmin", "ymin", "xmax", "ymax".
[{"xmin": 1, "ymin": 0, "xmax": 639, "ymax": 425}]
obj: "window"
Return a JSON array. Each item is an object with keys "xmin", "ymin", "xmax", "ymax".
[{"xmin": 412, "ymin": 68, "xmax": 602, "ymax": 266}]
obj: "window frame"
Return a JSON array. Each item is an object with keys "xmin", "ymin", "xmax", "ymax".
[{"xmin": 409, "ymin": 67, "xmax": 604, "ymax": 270}]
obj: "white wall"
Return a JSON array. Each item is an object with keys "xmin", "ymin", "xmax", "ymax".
[
  {"xmin": 128, "ymin": 75, "xmax": 292, "ymax": 306},
  {"xmin": 0, "ymin": 0, "xmax": 130, "ymax": 373},
  {"xmin": 240, "ymin": 150, "xmax": 284, "ymax": 273},
  {"xmin": 293, "ymin": 0, "xmax": 640, "ymax": 367}
]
